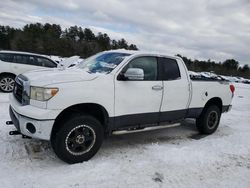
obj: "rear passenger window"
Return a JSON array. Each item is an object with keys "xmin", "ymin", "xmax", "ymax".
[
  {"xmin": 13, "ymin": 55, "xmax": 30, "ymax": 65},
  {"xmin": 159, "ymin": 58, "xmax": 181, "ymax": 80},
  {"xmin": 37, "ymin": 57, "xmax": 56, "ymax": 68}
]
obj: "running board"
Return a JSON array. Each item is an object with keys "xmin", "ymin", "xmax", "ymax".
[{"xmin": 112, "ymin": 123, "xmax": 181, "ymax": 135}]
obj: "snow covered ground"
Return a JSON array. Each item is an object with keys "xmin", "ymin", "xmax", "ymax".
[{"xmin": 0, "ymin": 83, "xmax": 249, "ymax": 188}]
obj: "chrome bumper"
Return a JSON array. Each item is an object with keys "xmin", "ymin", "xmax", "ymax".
[{"xmin": 9, "ymin": 106, "xmax": 54, "ymax": 141}]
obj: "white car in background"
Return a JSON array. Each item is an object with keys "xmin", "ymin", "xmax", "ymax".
[{"xmin": 0, "ymin": 50, "xmax": 58, "ymax": 92}]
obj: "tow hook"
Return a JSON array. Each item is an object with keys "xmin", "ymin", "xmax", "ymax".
[
  {"xmin": 22, "ymin": 135, "xmax": 31, "ymax": 139},
  {"xmin": 6, "ymin": 121, "xmax": 13, "ymax": 125},
  {"xmin": 7, "ymin": 121, "xmax": 31, "ymax": 139},
  {"xmin": 9, "ymin": 130, "xmax": 21, "ymax": 135},
  {"xmin": 8, "ymin": 131, "xmax": 31, "ymax": 139}
]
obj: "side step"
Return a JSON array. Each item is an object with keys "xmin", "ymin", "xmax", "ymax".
[{"xmin": 112, "ymin": 123, "xmax": 180, "ymax": 135}]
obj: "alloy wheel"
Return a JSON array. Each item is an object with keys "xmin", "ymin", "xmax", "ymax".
[
  {"xmin": 207, "ymin": 111, "xmax": 219, "ymax": 129},
  {"xmin": 65, "ymin": 125, "xmax": 96, "ymax": 156},
  {"xmin": 0, "ymin": 77, "xmax": 15, "ymax": 92}
]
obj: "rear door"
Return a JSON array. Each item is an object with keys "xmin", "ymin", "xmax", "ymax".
[{"xmin": 159, "ymin": 57, "xmax": 190, "ymax": 122}]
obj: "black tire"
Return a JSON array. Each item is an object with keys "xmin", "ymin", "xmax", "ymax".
[
  {"xmin": 51, "ymin": 114, "xmax": 104, "ymax": 164},
  {"xmin": 196, "ymin": 105, "xmax": 221, "ymax": 134},
  {"xmin": 0, "ymin": 74, "xmax": 15, "ymax": 93}
]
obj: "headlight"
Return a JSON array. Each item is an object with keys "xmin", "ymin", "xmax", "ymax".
[{"xmin": 30, "ymin": 86, "xmax": 58, "ymax": 101}]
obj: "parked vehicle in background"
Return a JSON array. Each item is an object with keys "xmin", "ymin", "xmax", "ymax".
[
  {"xmin": 47, "ymin": 55, "xmax": 64, "ymax": 64},
  {"xmin": 0, "ymin": 50, "xmax": 58, "ymax": 92},
  {"xmin": 243, "ymin": 79, "xmax": 250, "ymax": 84},
  {"xmin": 199, "ymin": 72, "xmax": 220, "ymax": 79},
  {"xmin": 58, "ymin": 56, "xmax": 83, "ymax": 68},
  {"xmin": 8, "ymin": 49, "xmax": 235, "ymax": 163},
  {"xmin": 189, "ymin": 71, "xmax": 250, "ymax": 84},
  {"xmin": 188, "ymin": 71, "xmax": 202, "ymax": 79},
  {"xmin": 189, "ymin": 71, "xmax": 225, "ymax": 81}
]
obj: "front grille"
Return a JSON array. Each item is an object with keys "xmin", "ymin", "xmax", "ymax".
[
  {"xmin": 13, "ymin": 78, "xmax": 23, "ymax": 104},
  {"xmin": 13, "ymin": 75, "xmax": 30, "ymax": 105}
]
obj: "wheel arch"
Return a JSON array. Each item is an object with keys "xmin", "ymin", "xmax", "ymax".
[
  {"xmin": 203, "ymin": 97, "xmax": 223, "ymax": 113},
  {"xmin": 51, "ymin": 103, "xmax": 110, "ymax": 140},
  {"xmin": 0, "ymin": 72, "xmax": 16, "ymax": 78},
  {"xmin": 196, "ymin": 97, "xmax": 222, "ymax": 134}
]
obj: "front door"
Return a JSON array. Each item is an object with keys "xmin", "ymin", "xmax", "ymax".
[{"xmin": 114, "ymin": 56, "xmax": 163, "ymax": 128}]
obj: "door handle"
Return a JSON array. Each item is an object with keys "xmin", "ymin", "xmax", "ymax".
[{"xmin": 152, "ymin": 85, "xmax": 163, "ymax": 90}]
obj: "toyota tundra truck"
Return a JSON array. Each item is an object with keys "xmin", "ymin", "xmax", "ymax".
[{"xmin": 7, "ymin": 50, "xmax": 234, "ymax": 163}]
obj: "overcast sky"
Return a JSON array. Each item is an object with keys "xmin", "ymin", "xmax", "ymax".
[{"xmin": 0, "ymin": 0, "xmax": 249, "ymax": 65}]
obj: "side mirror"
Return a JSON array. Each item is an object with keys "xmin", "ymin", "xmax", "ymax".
[{"xmin": 123, "ymin": 68, "xmax": 144, "ymax": 80}]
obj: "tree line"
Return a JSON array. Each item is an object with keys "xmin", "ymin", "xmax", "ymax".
[
  {"xmin": 0, "ymin": 23, "xmax": 249, "ymax": 79},
  {"xmin": 0, "ymin": 23, "xmax": 138, "ymax": 58}
]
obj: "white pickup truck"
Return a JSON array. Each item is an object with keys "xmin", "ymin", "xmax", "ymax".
[{"xmin": 7, "ymin": 50, "xmax": 234, "ymax": 163}]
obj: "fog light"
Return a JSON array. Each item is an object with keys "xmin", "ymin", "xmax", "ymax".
[{"xmin": 26, "ymin": 123, "xmax": 36, "ymax": 134}]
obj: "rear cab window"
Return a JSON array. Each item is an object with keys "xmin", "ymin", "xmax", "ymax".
[{"xmin": 159, "ymin": 57, "xmax": 181, "ymax": 80}]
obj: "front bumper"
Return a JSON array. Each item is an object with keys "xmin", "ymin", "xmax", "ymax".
[{"xmin": 9, "ymin": 106, "xmax": 54, "ymax": 140}]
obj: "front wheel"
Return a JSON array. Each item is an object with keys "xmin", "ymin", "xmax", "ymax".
[
  {"xmin": 52, "ymin": 114, "xmax": 104, "ymax": 164},
  {"xmin": 196, "ymin": 105, "xmax": 221, "ymax": 134}
]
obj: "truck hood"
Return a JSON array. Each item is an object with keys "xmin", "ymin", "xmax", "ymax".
[{"xmin": 23, "ymin": 68, "xmax": 98, "ymax": 86}]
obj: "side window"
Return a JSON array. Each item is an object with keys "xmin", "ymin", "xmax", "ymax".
[
  {"xmin": 122, "ymin": 56, "xmax": 158, "ymax": 80},
  {"xmin": 159, "ymin": 58, "xmax": 181, "ymax": 80},
  {"xmin": 0, "ymin": 53, "xmax": 14, "ymax": 63},
  {"xmin": 37, "ymin": 57, "xmax": 57, "ymax": 68},
  {"xmin": 0, "ymin": 53, "xmax": 4, "ymax": 61},
  {"xmin": 13, "ymin": 55, "xmax": 30, "ymax": 65},
  {"xmin": 27, "ymin": 56, "xmax": 36, "ymax": 66}
]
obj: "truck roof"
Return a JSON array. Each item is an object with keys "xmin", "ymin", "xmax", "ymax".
[{"xmin": 105, "ymin": 49, "xmax": 179, "ymax": 60}]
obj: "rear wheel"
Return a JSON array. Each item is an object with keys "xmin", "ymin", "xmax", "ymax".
[
  {"xmin": 51, "ymin": 114, "xmax": 104, "ymax": 164},
  {"xmin": 0, "ymin": 74, "xmax": 15, "ymax": 92},
  {"xmin": 196, "ymin": 105, "xmax": 221, "ymax": 134}
]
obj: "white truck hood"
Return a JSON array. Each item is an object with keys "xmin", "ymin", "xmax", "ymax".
[{"xmin": 22, "ymin": 68, "xmax": 98, "ymax": 87}]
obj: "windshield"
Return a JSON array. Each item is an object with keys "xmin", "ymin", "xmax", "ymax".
[{"xmin": 78, "ymin": 52, "xmax": 131, "ymax": 74}]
